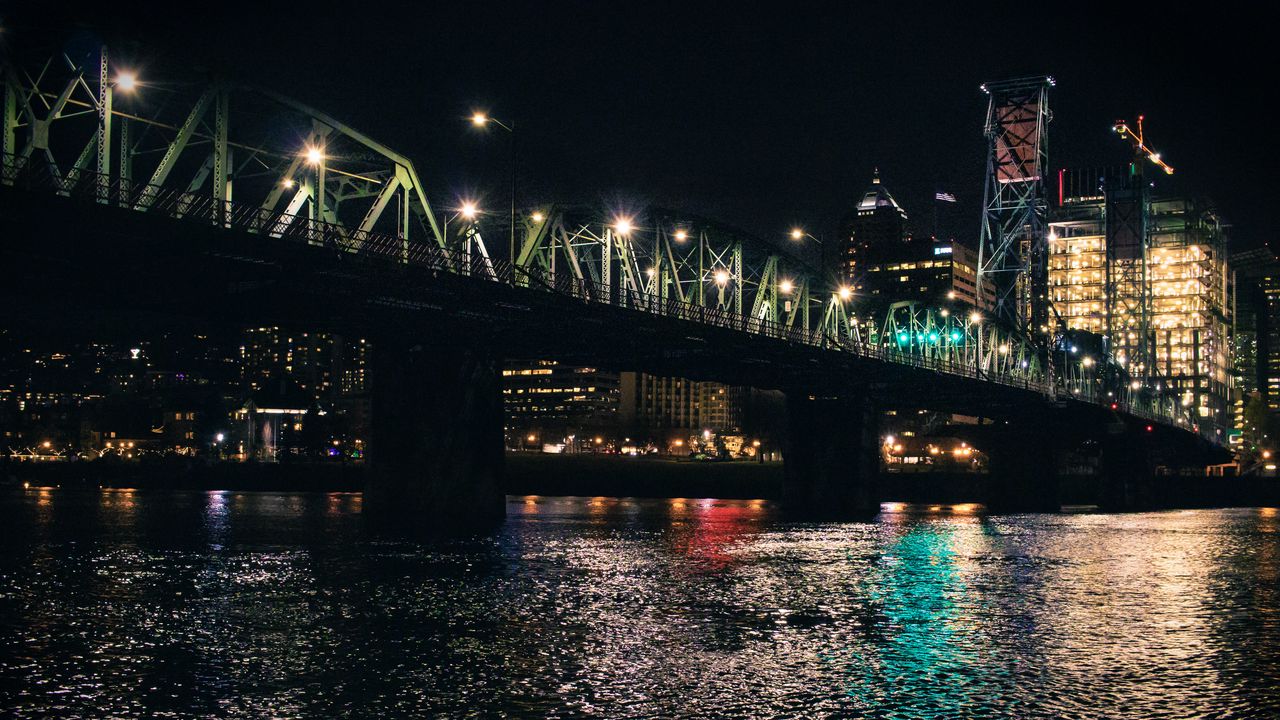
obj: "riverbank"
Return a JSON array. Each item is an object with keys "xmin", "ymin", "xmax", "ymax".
[
  {"xmin": 4, "ymin": 455, "xmax": 1277, "ymax": 508},
  {"xmin": 504, "ymin": 452, "xmax": 783, "ymax": 499}
]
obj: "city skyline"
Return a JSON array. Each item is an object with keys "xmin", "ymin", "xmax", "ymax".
[{"xmin": 5, "ymin": 3, "xmax": 1273, "ymax": 249}]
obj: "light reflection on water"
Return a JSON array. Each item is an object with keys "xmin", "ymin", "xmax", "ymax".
[{"xmin": 0, "ymin": 489, "xmax": 1277, "ymax": 718}]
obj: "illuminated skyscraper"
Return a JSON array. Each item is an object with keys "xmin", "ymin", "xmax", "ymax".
[{"xmin": 1049, "ymin": 183, "xmax": 1233, "ymax": 428}]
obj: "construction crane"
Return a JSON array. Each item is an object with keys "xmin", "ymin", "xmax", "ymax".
[{"xmin": 1112, "ymin": 115, "xmax": 1175, "ymax": 175}]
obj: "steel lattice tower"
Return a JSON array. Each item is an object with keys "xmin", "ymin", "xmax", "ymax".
[{"xmin": 975, "ymin": 76, "xmax": 1054, "ymax": 336}]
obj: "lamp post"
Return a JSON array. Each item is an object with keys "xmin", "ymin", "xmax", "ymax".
[
  {"xmin": 470, "ymin": 112, "xmax": 516, "ymax": 264},
  {"xmin": 789, "ymin": 227, "xmax": 827, "ymax": 272}
]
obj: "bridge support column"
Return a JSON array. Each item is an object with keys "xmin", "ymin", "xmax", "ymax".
[
  {"xmin": 364, "ymin": 338, "xmax": 506, "ymax": 529},
  {"xmin": 984, "ymin": 426, "xmax": 1061, "ymax": 513},
  {"xmin": 782, "ymin": 392, "xmax": 880, "ymax": 518},
  {"xmin": 1098, "ymin": 430, "xmax": 1154, "ymax": 512}
]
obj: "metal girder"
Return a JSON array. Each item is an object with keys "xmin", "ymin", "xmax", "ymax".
[
  {"xmin": 211, "ymin": 86, "xmax": 230, "ymax": 225},
  {"xmin": 96, "ymin": 46, "xmax": 111, "ymax": 203},
  {"xmin": 2, "ymin": 70, "xmax": 16, "ymax": 181},
  {"xmin": 135, "ymin": 87, "xmax": 216, "ymax": 209}
]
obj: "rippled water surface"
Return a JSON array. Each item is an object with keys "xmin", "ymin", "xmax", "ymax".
[{"xmin": 1, "ymin": 489, "xmax": 1278, "ymax": 718}]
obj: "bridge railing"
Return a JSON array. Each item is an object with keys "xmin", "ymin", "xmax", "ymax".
[{"xmin": 3, "ymin": 154, "xmax": 1214, "ymax": 440}]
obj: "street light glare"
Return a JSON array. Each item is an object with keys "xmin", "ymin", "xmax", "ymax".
[
  {"xmin": 714, "ymin": 269, "xmax": 730, "ymax": 286},
  {"xmin": 838, "ymin": 286, "xmax": 853, "ymax": 301},
  {"xmin": 790, "ymin": 228, "xmax": 805, "ymax": 241},
  {"xmin": 460, "ymin": 202, "xmax": 478, "ymax": 220},
  {"xmin": 969, "ymin": 311, "xmax": 982, "ymax": 324},
  {"xmin": 115, "ymin": 71, "xmax": 137, "ymax": 91},
  {"xmin": 779, "ymin": 279, "xmax": 794, "ymax": 294},
  {"xmin": 674, "ymin": 229, "xmax": 688, "ymax": 242},
  {"xmin": 471, "ymin": 112, "xmax": 489, "ymax": 126},
  {"xmin": 530, "ymin": 211, "xmax": 545, "ymax": 223},
  {"xmin": 304, "ymin": 146, "xmax": 323, "ymax": 165},
  {"xmin": 614, "ymin": 217, "xmax": 634, "ymax": 235}
]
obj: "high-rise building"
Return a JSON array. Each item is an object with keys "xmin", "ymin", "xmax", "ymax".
[
  {"xmin": 241, "ymin": 327, "xmax": 368, "ymax": 403},
  {"xmin": 502, "ymin": 360, "xmax": 620, "ymax": 446},
  {"xmin": 842, "ymin": 170, "xmax": 909, "ymax": 281},
  {"xmin": 1049, "ymin": 186, "xmax": 1233, "ymax": 428},
  {"xmin": 1231, "ymin": 247, "xmax": 1280, "ymax": 452},
  {"xmin": 618, "ymin": 373, "xmax": 744, "ymax": 440},
  {"xmin": 858, "ymin": 239, "xmax": 992, "ymax": 310}
]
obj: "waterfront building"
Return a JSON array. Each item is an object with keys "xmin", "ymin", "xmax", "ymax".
[
  {"xmin": 502, "ymin": 360, "xmax": 620, "ymax": 448},
  {"xmin": 1049, "ymin": 184, "xmax": 1234, "ymax": 428}
]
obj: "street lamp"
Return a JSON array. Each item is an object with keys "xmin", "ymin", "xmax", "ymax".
[
  {"xmin": 114, "ymin": 71, "xmax": 138, "ymax": 92},
  {"xmin": 613, "ymin": 216, "xmax": 634, "ymax": 236},
  {"xmin": 442, "ymin": 200, "xmax": 481, "ymax": 240},
  {"xmin": 469, "ymin": 111, "xmax": 517, "ymax": 264},
  {"xmin": 789, "ymin": 227, "xmax": 827, "ymax": 269}
]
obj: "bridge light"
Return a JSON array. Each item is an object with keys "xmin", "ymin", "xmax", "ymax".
[
  {"xmin": 460, "ymin": 202, "xmax": 478, "ymax": 220},
  {"xmin": 645, "ymin": 267, "xmax": 656, "ymax": 277},
  {"xmin": 949, "ymin": 330, "xmax": 962, "ymax": 343},
  {"xmin": 939, "ymin": 308, "xmax": 949, "ymax": 317},
  {"xmin": 530, "ymin": 211, "xmax": 545, "ymax": 223},
  {"xmin": 613, "ymin": 217, "xmax": 634, "ymax": 235},
  {"xmin": 779, "ymin": 280, "xmax": 794, "ymax": 294},
  {"xmin": 471, "ymin": 112, "xmax": 489, "ymax": 126},
  {"xmin": 1082, "ymin": 356, "xmax": 1095, "ymax": 367},
  {"xmin": 998, "ymin": 344, "xmax": 1009, "ymax": 354},
  {"xmin": 897, "ymin": 331, "xmax": 909, "ymax": 345},
  {"xmin": 114, "ymin": 71, "xmax": 138, "ymax": 92},
  {"xmin": 837, "ymin": 286, "xmax": 853, "ymax": 301},
  {"xmin": 281, "ymin": 178, "xmax": 294, "ymax": 189},
  {"xmin": 927, "ymin": 331, "xmax": 939, "ymax": 344},
  {"xmin": 674, "ymin": 229, "xmax": 688, "ymax": 242},
  {"xmin": 947, "ymin": 291, "xmax": 957, "ymax": 300},
  {"xmin": 1131, "ymin": 381, "xmax": 1142, "ymax": 390},
  {"xmin": 304, "ymin": 146, "xmax": 323, "ymax": 165},
  {"xmin": 969, "ymin": 311, "xmax": 981, "ymax": 324},
  {"xmin": 714, "ymin": 269, "xmax": 730, "ymax": 286}
]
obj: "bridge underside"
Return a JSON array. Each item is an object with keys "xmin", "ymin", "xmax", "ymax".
[{"xmin": 0, "ymin": 190, "xmax": 1229, "ymax": 523}]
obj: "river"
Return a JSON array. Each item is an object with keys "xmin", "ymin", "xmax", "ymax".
[{"xmin": 2, "ymin": 489, "xmax": 1278, "ymax": 718}]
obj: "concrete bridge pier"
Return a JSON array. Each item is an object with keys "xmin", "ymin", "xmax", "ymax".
[
  {"xmin": 364, "ymin": 338, "xmax": 506, "ymax": 529},
  {"xmin": 1098, "ymin": 429, "xmax": 1154, "ymax": 512},
  {"xmin": 782, "ymin": 391, "xmax": 880, "ymax": 518},
  {"xmin": 984, "ymin": 426, "xmax": 1062, "ymax": 513}
]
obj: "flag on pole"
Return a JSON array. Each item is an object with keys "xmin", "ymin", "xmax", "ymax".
[{"xmin": 935, "ymin": 191, "xmax": 957, "ymax": 203}]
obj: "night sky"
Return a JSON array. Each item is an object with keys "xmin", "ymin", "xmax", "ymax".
[{"xmin": 7, "ymin": 3, "xmax": 1272, "ymax": 248}]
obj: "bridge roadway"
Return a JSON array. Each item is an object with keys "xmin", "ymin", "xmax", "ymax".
[{"xmin": 0, "ymin": 182, "xmax": 1227, "ymax": 525}]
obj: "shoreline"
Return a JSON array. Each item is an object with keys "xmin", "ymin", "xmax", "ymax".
[{"xmin": 4, "ymin": 454, "xmax": 1277, "ymax": 509}]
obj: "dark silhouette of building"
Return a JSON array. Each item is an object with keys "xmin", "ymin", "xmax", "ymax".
[{"xmin": 842, "ymin": 170, "xmax": 909, "ymax": 282}]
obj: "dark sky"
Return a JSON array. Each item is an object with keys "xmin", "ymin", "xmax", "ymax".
[{"xmin": 7, "ymin": 2, "xmax": 1273, "ymax": 248}]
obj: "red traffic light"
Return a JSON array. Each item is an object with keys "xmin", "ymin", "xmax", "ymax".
[{"xmin": 1145, "ymin": 425, "xmax": 1154, "ymax": 433}]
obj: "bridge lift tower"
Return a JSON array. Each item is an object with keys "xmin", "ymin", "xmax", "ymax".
[{"xmin": 975, "ymin": 76, "xmax": 1054, "ymax": 339}]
